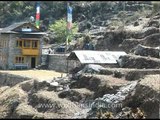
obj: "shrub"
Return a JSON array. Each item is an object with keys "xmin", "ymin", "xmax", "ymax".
[{"xmin": 49, "ymin": 18, "xmax": 78, "ymax": 43}]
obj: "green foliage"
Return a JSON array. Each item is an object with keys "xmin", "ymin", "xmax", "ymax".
[
  {"xmin": 0, "ymin": 1, "xmax": 153, "ymax": 30},
  {"xmin": 0, "ymin": 1, "xmax": 35, "ymax": 27},
  {"xmin": 0, "ymin": 2, "xmax": 65, "ymax": 27},
  {"xmin": 49, "ymin": 18, "xmax": 78, "ymax": 43}
]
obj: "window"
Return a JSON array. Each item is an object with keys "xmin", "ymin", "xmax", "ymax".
[
  {"xmin": 0, "ymin": 40, "xmax": 2, "ymax": 47},
  {"xmin": 16, "ymin": 40, "xmax": 22, "ymax": 48},
  {"xmin": 0, "ymin": 40, "xmax": 7, "ymax": 48},
  {"xmin": 24, "ymin": 40, "xmax": 30, "ymax": 48},
  {"xmin": 3, "ymin": 40, "xmax": 6, "ymax": 47},
  {"xmin": 16, "ymin": 41, "xmax": 18, "ymax": 47},
  {"xmin": 19, "ymin": 41, "xmax": 22, "ymax": 47},
  {"xmin": 32, "ymin": 41, "xmax": 38, "ymax": 48},
  {"xmin": 15, "ymin": 56, "xmax": 25, "ymax": 63},
  {"xmin": 2, "ymin": 54, "xmax": 6, "ymax": 63},
  {"xmin": 0, "ymin": 40, "xmax": 4, "ymax": 47},
  {"xmin": 0, "ymin": 52, "xmax": 2, "ymax": 61}
]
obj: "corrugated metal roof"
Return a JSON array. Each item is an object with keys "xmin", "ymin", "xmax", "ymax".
[{"xmin": 68, "ymin": 50, "xmax": 127, "ymax": 64}]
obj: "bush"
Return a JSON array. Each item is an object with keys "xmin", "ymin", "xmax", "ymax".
[{"xmin": 49, "ymin": 18, "xmax": 78, "ymax": 43}]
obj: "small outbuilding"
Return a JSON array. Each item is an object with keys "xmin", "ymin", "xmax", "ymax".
[{"xmin": 67, "ymin": 50, "xmax": 127, "ymax": 71}]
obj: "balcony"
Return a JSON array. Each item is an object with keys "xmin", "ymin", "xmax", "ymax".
[{"xmin": 22, "ymin": 48, "xmax": 39, "ymax": 56}]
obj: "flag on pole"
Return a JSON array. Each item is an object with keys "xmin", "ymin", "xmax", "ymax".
[
  {"xmin": 66, "ymin": 4, "xmax": 72, "ymax": 46},
  {"xmin": 36, "ymin": 2, "xmax": 40, "ymax": 29},
  {"xmin": 67, "ymin": 5, "xmax": 72, "ymax": 30}
]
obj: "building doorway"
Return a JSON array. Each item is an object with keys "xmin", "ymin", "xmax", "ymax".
[{"xmin": 31, "ymin": 57, "xmax": 36, "ymax": 68}]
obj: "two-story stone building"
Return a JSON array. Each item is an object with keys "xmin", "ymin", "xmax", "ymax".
[{"xmin": 0, "ymin": 22, "xmax": 45, "ymax": 69}]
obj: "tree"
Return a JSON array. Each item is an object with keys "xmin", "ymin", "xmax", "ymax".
[{"xmin": 49, "ymin": 18, "xmax": 78, "ymax": 43}]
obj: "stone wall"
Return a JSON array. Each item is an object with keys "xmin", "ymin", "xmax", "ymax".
[
  {"xmin": 0, "ymin": 34, "xmax": 9, "ymax": 69},
  {"xmin": 48, "ymin": 54, "xmax": 79, "ymax": 73},
  {"xmin": 8, "ymin": 34, "xmax": 27, "ymax": 69},
  {"xmin": 7, "ymin": 34, "xmax": 42, "ymax": 69},
  {"xmin": 0, "ymin": 72, "xmax": 30, "ymax": 87}
]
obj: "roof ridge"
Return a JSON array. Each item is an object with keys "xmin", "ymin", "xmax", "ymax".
[{"xmin": 0, "ymin": 21, "xmax": 36, "ymax": 33}]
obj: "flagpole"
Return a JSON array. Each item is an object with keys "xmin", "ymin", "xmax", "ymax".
[
  {"xmin": 66, "ymin": 2, "xmax": 72, "ymax": 73},
  {"xmin": 66, "ymin": 2, "xmax": 69, "ymax": 53},
  {"xmin": 66, "ymin": 2, "xmax": 69, "ymax": 73},
  {"xmin": 36, "ymin": 1, "xmax": 40, "ymax": 29}
]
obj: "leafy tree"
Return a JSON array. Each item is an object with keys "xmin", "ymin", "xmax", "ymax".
[{"xmin": 49, "ymin": 18, "xmax": 78, "ymax": 43}]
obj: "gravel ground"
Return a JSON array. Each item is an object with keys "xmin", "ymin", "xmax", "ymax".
[{"xmin": 0, "ymin": 70, "xmax": 66, "ymax": 81}]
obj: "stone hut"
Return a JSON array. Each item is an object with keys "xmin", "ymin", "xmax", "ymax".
[{"xmin": 0, "ymin": 22, "xmax": 46, "ymax": 69}]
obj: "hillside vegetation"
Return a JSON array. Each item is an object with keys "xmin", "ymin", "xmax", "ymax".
[{"xmin": 0, "ymin": 1, "xmax": 153, "ymax": 28}]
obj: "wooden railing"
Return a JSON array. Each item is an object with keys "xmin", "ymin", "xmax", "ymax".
[{"xmin": 22, "ymin": 48, "xmax": 39, "ymax": 56}]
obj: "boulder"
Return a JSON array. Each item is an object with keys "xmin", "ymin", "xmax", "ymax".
[
  {"xmin": 118, "ymin": 54, "xmax": 160, "ymax": 69},
  {"xmin": 132, "ymin": 44, "xmax": 160, "ymax": 58},
  {"xmin": 143, "ymin": 33, "xmax": 160, "ymax": 47},
  {"xmin": 76, "ymin": 64, "xmax": 105, "ymax": 75}
]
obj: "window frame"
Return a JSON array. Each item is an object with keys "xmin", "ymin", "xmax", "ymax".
[
  {"xmin": 16, "ymin": 40, "xmax": 23, "ymax": 48},
  {"xmin": 32, "ymin": 40, "xmax": 38, "ymax": 49},
  {"xmin": 23, "ymin": 40, "xmax": 31, "ymax": 48},
  {"xmin": 15, "ymin": 56, "xmax": 25, "ymax": 64}
]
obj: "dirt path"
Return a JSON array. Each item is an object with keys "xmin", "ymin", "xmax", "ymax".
[{"xmin": 0, "ymin": 70, "xmax": 67, "ymax": 81}]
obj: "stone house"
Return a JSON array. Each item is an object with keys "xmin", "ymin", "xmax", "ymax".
[{"xmin": 0, "ymin": 22, "xmax": 46, "ymax": 69}]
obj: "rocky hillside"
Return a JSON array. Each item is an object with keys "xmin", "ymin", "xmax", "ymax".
[
  {"xmin": 64, "ymin": 1, "xmax": 156, "ymax": 52},
  {"xmin": 0, "ymin": 1, "xmax": 160, "ymax": 119},
  {"xmin": 0, "ymin": 1, "xmax": 152, "ymax": 27}
]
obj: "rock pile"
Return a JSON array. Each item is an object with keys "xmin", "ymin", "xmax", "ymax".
[
  {"xmin": 86, "ymin": 81, "xmax": 138, "ymax": 118},
  {"xmin": 132, "ymin": 44, "xmax": 160, "ymax": 58},
  {"xmin": 123, "ymin": 75, "xmax": 160, "ymax": 119},
  {"xmin": 118, "ymin": 54, "xmax": 160, "ymax": 69}
]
